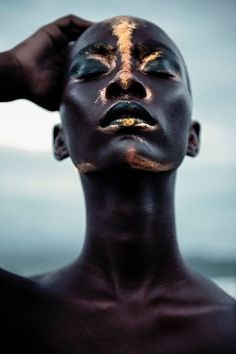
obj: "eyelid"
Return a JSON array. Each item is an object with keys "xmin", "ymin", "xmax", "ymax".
[
  {"xmin": 87, "ymin": 54, "xmax": 111, "ymax": 69},
  {"xmin": 69, "ymin": 56, "xmax": 117, "ymax": 82},
  {"xmin": 139, "ymin": 50, "xmax": 165, "ymax": 71},
  {"xmin": 69, "ymin": 58, "xmax": 111, "ymax": 79},
  {"xmin": 69, "ymin": 51, "xmax": 116, "ymax": 75},
  {"xmin": 139, "ymin": 51, "xmax": 181, "ymax": 81},
  {"xmin": 87, "ymin": 53, "xmax": 116, "ymax": 68}
]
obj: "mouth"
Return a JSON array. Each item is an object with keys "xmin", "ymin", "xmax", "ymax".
[{"xmin": 99, "ymin": 101, "xmax": 159, "ymax": 132}]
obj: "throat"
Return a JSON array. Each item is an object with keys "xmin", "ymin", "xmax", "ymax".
[{"xmin": 78, "ymin": 169, "xmax": 185, "ymax": 297}]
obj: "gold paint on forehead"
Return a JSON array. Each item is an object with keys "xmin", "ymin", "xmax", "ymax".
[
  {"xmin": 76, "ymin": 162, "xmax": 97, "ymax": 173},
  {"xmin": 112, "ymin": 17, "xmax": 137, "ymax": 88},
  {"xmin": 140, "ymin": 50, "xmax": 165, "ymax": 71},
  {"xmin": 126, "ymin": 147, "xmax": 172, "ymax": 172}
]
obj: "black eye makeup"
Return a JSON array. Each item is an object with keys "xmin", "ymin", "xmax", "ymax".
[
  {"xmin": 141, "ymin": 56, "xmax": 177, "ymax": 79},
  {"xmin": 137, "ymin": 45, "xmax": 181, "ymax": 80},
  {"xmin": 69, "ymin": 43, "xmax": 116, "ymax": 81},
  {"xmin": 69, "ymin": 58, "xmax": 109, "ymax": 81}
]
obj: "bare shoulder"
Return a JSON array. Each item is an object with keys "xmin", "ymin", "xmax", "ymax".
[
  {"xmin": 186, "ymin": 271, "xmax": 236, "ymax": 351},
  {"xmin": 190, "ymin": 270, "xmax": 236, "ymax": 306},
  {"xmin": 0, "ymin": 268, "xmax": 38, "ymax": 331},
  {"xmin": 0, "ymin": 267, "xmax": 47, "ymax": 322},
  {"xmin": 0, "ymin": 268, "xmax": 68, "ymax": 354},
  {"xmin": 0, "ymin": 267, "xmax": 38, "ymax": 299},
  {"xmin": 0, "ymin": 267, "xmax": 61, "ymax": 315}
]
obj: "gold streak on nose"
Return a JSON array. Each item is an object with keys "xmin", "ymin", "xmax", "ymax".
[
  {"xmin": 115, "ymin": 70, "xmax": 133, "ymax": 90},
  {"xmin": 112, "ymin": 17, "xmax": 136, "ymax": 88}
]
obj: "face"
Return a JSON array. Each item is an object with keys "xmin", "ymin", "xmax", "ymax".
[{"xmin": 56, "ymin": 16, "xmax": 200, "ymax": 174}]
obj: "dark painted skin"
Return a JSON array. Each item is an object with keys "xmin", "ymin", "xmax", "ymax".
[{"xmin": 0, "ymin": 15, "xmax": 236, "ymax": 354}]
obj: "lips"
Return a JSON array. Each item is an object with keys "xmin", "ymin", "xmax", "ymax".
[{"xmin": 100, "ymin": 101, "xmax": 158, "ymax": 130}]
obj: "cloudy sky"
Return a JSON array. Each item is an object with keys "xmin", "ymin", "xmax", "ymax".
[{"xmin": 0, "ymin": 0, "xmax": 235, "ymax": 276}]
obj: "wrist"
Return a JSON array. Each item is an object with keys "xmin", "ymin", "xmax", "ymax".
[{"xmin": 0, "ymin": 50, "xmax": 26, "ymax": 101}]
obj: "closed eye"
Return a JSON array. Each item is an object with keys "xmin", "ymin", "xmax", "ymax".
[
  {"xmin": 145, "ymin": 69, "xmax": 175, "ymax": 78},
  {"xmin": 139, "ymin": 48, "xmax": 181, "ymax": 81},
  {"xmin": 70, "ymin": 59, "xmax": 109, "ymax": 81},
  {"xmin": 141, "ymin": 60, "xmax": 176, "ymax": 79}
]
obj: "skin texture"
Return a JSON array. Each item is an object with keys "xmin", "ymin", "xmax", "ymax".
[
  {"xmin": 0, "ymin": 15, "xmax": 93, "ymax": 110},
  {"xmin": 1, "ymin": 15, "xmax": 236, "ymax": 354}
]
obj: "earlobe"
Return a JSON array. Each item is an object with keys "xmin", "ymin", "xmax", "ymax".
[
  {"xmin": 53, "ymin": 124, "xmax": 69, "ymax": 161},
  {"xmin": 187, "ymin": 120, "xmax": 201, "ymax": 157}
]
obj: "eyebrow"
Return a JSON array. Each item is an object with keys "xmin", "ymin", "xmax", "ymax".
[
  {"xmin": 73, "ymin": 40, "xmax": 179, "ymax": 59},
  {"xmin": 71, "ymin": 40, "xmax": 182, "ymax": 74},
  {"xmin": 136, "ymin": 40, "xmax": 182, "ymax": 73},
  {"xmin": 134, "ymin": 40, "xmax": 180, "ymax": 60},
  {"xmin": 73, "ymin": 42, "xmax": 115, "ymax": 60}
]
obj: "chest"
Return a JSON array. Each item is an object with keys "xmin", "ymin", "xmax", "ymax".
[{"xmin": 2, "ymin": 300, "xmax": 233, "ymax": 354}]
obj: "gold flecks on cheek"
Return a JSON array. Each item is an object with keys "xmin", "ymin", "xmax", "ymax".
[
  {"xmin": 76, "ymin": 162, "xmax": 97, "ymax": 174},
  {"xmin": 172, "ymin": 73, "xmax": 181, "ymax": 82},
  {"xmin": 126, "ymin": 146, "xmax": 173, "ymax": 172},
  {"xmin": 112, "ymin": 18, "xmax": 136, "ymax": 88},
  {"xmin": 145, "ymin": 86, "xmax": 152, "ymax": 101},
  {"xmin": 95, "ymin": 87, "xmax": 107, "ymax": 105}
]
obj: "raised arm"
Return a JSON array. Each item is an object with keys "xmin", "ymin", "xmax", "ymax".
[{"xmin": 0, "ymin": 14, "xmax": 93, "ymax": 110}]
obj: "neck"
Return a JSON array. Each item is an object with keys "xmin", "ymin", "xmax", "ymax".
[{"xmin": 73, "ymin": 168, "xmax": 187, "ymax": 300}]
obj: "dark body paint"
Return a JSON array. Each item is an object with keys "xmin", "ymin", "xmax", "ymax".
[{"xmin": 1, "ymin": 16, "xmax": 235, "ymax": 354}]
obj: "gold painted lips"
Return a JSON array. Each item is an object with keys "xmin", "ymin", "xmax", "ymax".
[
  {"xmin": 109, "ymin": 117, "xmax": 151, "ymax": 128},
  {"xmin": 100, "ymin": 102, "xmax": 158, "ymax": 131}
]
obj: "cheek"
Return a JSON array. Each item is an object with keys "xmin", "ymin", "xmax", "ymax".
[
  {"xmin": 153, "ymin": 84, "xmax": 192, "ymax": 162},
  {"xmin": 60, "ymin": 83, "xmax": 108, "ymax": 165},
  {"xmin": 168, "ymin": 94, "xmax": 192, "ymax": 162},
  {"xmin": 62, "ymin": 84, "xmax": 96, "ymax": 123},
  {"xmin": 62, "ymin": 79, "xmax": 113, "ymax": 123},
  {"xmin": 60, "ymin": 88, "xmax": 92, "ymax": 163},
  {"xmin": 158, "ymin": 83, "xmax": 191, "ymax": 133}
]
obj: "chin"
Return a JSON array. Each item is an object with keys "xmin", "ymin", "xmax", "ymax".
[{"xmin": 97, "ymin": 136, "xmax": 174, "ymax": 173}]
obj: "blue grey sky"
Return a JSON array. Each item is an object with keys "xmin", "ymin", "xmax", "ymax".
[{"xmin": 0, "ymin": 0, "xmax": 235, "ymax": 276}]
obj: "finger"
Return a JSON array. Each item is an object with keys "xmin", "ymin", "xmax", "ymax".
[
  {"xmin": 54, "ymin": 14, "xmax": 94, "ymax": 41},
  {"xmin": 40, "ymin": 15, "xmax": 94, "ymax": 47},
  {"xmin": 55, "ymin": 14, "xmax": 94, "ymax": 28}
]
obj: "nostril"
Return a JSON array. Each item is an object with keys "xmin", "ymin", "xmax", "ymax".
[
  {"xmin": 106, "ymin": 81, "xmax": 121, "ymax": 100},
  {"xmin": 130, "ymin": 81, "xmax": 146, "ymax": 99},
  {"xmin": 105, "ymin": 80, "xmax": 147, "ymax": 99}
]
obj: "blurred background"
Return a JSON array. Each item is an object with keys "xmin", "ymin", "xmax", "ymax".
[{"xmin": 0, "ymin": 0, "xmax": 235, "ymax": 297}]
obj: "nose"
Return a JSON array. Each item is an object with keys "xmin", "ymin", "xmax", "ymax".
[{"xmin": 105, "ymin": 70, "xmax": 147, "ymax": 100}]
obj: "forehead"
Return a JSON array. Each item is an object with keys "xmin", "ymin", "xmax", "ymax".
[{"xmin": 71, "ymin": 16, "xmax": 183, "ymax": 60}]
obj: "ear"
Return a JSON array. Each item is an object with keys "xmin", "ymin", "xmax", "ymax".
[
  {"xmin": 186, "ymin": 120, "xmax": 201, "ymax": 157},
  {"xmin": 53, "ymin": 124, "xmax": 69, "ymax": 161}
]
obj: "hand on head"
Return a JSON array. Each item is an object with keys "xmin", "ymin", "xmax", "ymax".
[{"xmin": 7, "ymin": 15, "xmax": 93, "ymax": 111}]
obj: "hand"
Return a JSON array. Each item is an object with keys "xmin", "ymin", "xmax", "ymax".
[{"xmin": 8, "ymin": 15, "xmax": 93, "ymax": 111}]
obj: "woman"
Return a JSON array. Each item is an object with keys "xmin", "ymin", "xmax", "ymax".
[{"xmin": 0, "ymin": 14, "xmax": 235, "ymax": 354}]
